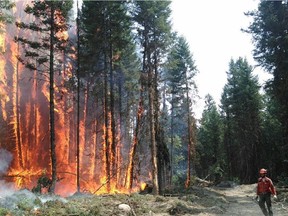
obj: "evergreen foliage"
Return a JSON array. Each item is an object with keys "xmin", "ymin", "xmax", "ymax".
[
  {"xmin": 165, "ymin": 35, "xmax": 198, "ymax": 186},
  {"xmin": 197, "ymin": 94, "xmax": 224, "ymax": 183},
  {"xmin": 5, "ymin": 0, "xmax": 288, "ymax": 194},
  {"xmin": 0, "ymin": 0, "xmax": 14, "ymax": 30},
  {"xmin": 133, "ymin": 0, "xmax": 173, "ymax": 194},
  {"xmin": 221, "ymin": 57, "xmax": 262, "ymax": 183},
  {"xmin": 245, "ymin": 1, "xmax": 288, "ymax": 176},
  {"xmin": 80, "ymin": 0, "xmax": 136, "ymax": 192}
]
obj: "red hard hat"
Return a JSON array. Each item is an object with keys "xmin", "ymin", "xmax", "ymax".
[{"xmin": 259, "ymin": 168, "xmax": 267, "ymax": 174}]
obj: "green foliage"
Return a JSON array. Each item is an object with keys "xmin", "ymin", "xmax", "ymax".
[
  {"xmin": 0, "ymin": 207, "xmax": 10, "ymax": 216},
  {"xmin": 220, "ymin": 57, "xmax": 262, "ymax": 183},
  {"xmin": 81, "ymin": 1, "xmax": 131, "ymax": 65},
  {"xmin": 0, "ymin": 0, "xmax": 14, "ymax": 31},
  {"xmin": 197, "ymin": 94, "xmax": 224, "ymax": 182},
  {"xmin": 164, "ymin": 35, "xmax": 198, "ymax": 186},
  {"xmin": 15, "ymin": 0, "xmax": 73, "ymax": 71},
  {"xmin": 133, "ymin": 0, "xmax": 172, "ymax": 55},
  {"xmin": 165, "ymin": 35, "xmax": 197, "ymax": 105},
  {"xmin": 16, "ymin": 198, "xmax": 34, "ymax": 212},
  {"xmin": 245, "ymin": 1, "xmax": 288, "ymax": 177}
]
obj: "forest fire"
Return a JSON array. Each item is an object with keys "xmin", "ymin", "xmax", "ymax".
[{"xmin": 0, "ymin": 0, "xmax": 145, "ymax": 197}]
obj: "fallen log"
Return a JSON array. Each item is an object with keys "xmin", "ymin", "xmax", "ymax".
[{"xmin": 195, "ymin": 177, "xmax": 213, "ymax": 186}]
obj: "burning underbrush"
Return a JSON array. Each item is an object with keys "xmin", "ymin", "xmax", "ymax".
[{"xmin": 0, "ymin": 184, "xmax": 230, "ymax": 216}]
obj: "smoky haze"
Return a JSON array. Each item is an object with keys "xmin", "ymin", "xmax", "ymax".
[{"xmin": 0, "ymin": 149, "xmax": 13, "ymax": 176}]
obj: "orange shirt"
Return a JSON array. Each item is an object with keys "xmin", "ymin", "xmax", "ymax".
[{"xmin": 257, "ymin": 177, "xmax": 276, "ymax": 195}]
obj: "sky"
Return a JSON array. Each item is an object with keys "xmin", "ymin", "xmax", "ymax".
[{"xmin": 170, "ymin": 0, "xmax": 271, "ymax": 119}]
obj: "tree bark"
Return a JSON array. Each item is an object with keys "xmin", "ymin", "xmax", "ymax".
[
  {"xmin": 49, "ymin": 4, "xmax": 56, "ymax": 193},
  {"xmin": 76, "ymin": 0, "xmax": 81, "ymax": 193},
  {"xmin": 16, "ymin": 40, "xmax": 23, "ymax": 169},
  {"xmin": 125, "ymin": 88, "xmax": 143, "ymax": 190},
  {"xmin": 147, "ymin": 53, "xmax": 159, "ymax": 194},
  {"xmin": 109, "ymin": 43, "xmax": 117, "ymax": 184}
]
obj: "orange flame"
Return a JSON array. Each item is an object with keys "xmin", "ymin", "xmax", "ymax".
[{"xmin": 1, "ymin": 0, "xmax": 147, "ymax": 197}]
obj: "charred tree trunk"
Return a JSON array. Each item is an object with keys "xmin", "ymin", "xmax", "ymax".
[
  {"xmin": 109, "ymin": 44, "xmax": 117, "ymax": 184},
  {"xmin": 49, "ymin": 5, "xmax": 57, "ymax": 193},
  {"xmin": 117, "ymin": 70, "xmax": 124, "ymax": 187},
  {"xmin": 125, "ymin": 39, "xmax": 147, "ymax": 190},
  {"xmin": 125, "ymin": 88, "xmax": 144, "ymax": 190},
  {"xmin": 76, "ymin": 0, "xmax": 81, "ymax": 193},
  {"xmin": 104, "ymin": 53, "xmax": 111, "ymax": 192},
  {"xmin": 33, "ymin": 68, "xmax": 38, "ymax": 169},
  {"xmin": 16, "ymin": 41, "xmax": 23, "ymax": 169},
  {"xmin": 102, "ymin": 5, "xmax": 111, "ymax": 192}
]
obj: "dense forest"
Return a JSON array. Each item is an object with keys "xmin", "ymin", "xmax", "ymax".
[{"xmin": 0, "ymin": 0, "xmax": 287, "ymax": 197}]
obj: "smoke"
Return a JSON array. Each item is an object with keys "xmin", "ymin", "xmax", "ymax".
[
  {"xmin": 0, "ymin": 148, "xmax": 13, "ymax": 175},
  {"xmin": 0, "ymin": 149, "xmax": 14, "ymax": 198}
]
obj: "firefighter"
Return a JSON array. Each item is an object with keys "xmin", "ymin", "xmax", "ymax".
[{"xmin": 256, "ymin": 168, "xmax": 277, "ymax": 216}]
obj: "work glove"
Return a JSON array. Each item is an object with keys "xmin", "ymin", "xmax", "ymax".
[{"xmin": 273, "ymin": 195, "xmax": 277, "ymax": 199}]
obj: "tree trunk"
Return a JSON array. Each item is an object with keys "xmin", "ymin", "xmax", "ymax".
[
  {"xmin": 125, "ymin": 88, "xmax": 144, "ymax": 190},
  {"xmin": 153, "ymin": 53, "xmax": 164, "ymax": 194},
  {"xmin": 104, "ymin": 53, "xmax": 111, "ymax": 192},
  {"xmin": 49, "ymin": 4, "xmax": 56, "ymax": 193},
  {"xmin": 185, "ymin": 79, "xmax": 194, "ymax": 188},
  {"xmin": 109, "ymin": 43, "xmax": 117, "ymax": 184},
  {"xmin": 148, "ymin": 54, "xmax": 159, "ymax": 194},
  {"xmin": 16, "ymin": 41, "xmax": 23, "ymax": 169},
  {"xmin": 170, "ymin": 94, "xmax": 175, "ymax": 187},
  {"xmin": 125, "ymin": 39, "xmax": 147, "ymax": 190},
  {"xmin": 76, "ymin": 0, "xmax": 81, "ymax": 193}
]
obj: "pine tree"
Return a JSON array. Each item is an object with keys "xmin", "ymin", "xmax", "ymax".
[
  {"xmin": 220, "ymin": 57, "xmax": 262, "ymax": 183},
  {"xmin": 245, "ymin": 1, "xmax": 288, "ymax": 174},
  {"xmin": 165, "ymin": 36, "xmax": 198, "ymax": 187},
  {"xmin": 197, "ymin": 94, "xmax": 224, "ymax": 183},
  {"xmin": 15, "ymin": 0, "xmax": 73, "ymax": 193},
  {"xmin": 133, "ymin": 0, "xmax": 172, "ymax": 194},
  {"xmin": 81, "ymin": 0, "xmax": 133, "ymax": 191},
  {"xmin": 260, "ymin": 92, "xmax": 283, "ymax": 175}
]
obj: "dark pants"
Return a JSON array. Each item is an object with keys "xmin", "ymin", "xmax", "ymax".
[{"xmin": 259, "ymin": 193, "xmax": 273, "ymax": 216}]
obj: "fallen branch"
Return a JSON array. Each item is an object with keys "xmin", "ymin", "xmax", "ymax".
[
  {"xmin": 92, "ymin": 172, "xmax": 118, "ymax": 194},
  {"xmin": 2, "ymin": 175, "xmax": 27, "ymax": 178},
  {"xmin": 195, "ymin": 177, "xmax": 213, "ymax": 186}
]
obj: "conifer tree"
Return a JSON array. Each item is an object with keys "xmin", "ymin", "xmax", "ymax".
[
  {"xmin": 81, "ymin": 0, "xmax": 133, "ymax": 191},
  {"xmin": 165, "ymin": 36, "xmax": 197, "ymax": 187},
  {"xmin": 197, "ymin": 94, "xmax": 224, "ymax": 183},
  {"xmin": 133, "ymin": 0, "xmax": 172, "ymax": 194},
  {"xmin": 245, "ymin": 1, "xmax": 288, "ymax": 174},
  {"xmin": 221, "ymin": 57, "xmax": 262, "ymax": 183},
  {"xmin": 15, "ymin": 0, "xmax": 73, "ymax": 193},
  {"xmin": 0, "ymin": 0, "xmax": 14, "ymax": 32}
]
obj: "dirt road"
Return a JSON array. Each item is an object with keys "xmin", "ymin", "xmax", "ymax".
[{"xmin": 208, "ymin": 184, "xmax": 288, "ymax": 216}]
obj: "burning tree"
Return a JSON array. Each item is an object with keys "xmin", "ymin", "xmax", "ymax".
[
  {"xmin": 15, "ymin": 0, "xmax": 73, "ymax": 193},
  {"xmin": 0, "ymin": 0, "xmax": 187, "ymax": 196},
  {"xmin": 131, "ymin": 1, "xmax": 172, "ymax": 194}
]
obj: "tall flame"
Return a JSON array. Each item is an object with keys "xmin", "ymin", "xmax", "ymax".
[{"xmin": 0, "ymin": 0, "xmax": 147, "ymax": 197}]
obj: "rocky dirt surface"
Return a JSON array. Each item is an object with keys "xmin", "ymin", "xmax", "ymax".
[
  {"xmin": 0, "ymin": 183, "xmax": 287, "ymax": 215},
  {"xmin": 213, "ymin": 184, "xmax": 288, "ymax": 216}
]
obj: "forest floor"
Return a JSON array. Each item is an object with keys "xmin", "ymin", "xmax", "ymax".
[{"xmin": 0, "ymin": 182, "xmax": 288, "ymax": 215}]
